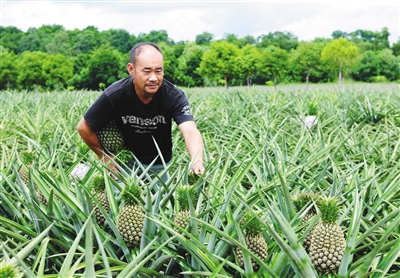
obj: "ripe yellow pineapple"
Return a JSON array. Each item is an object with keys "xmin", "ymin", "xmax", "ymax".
[
  {"xmin": 117, "ymin": 182, "xmax": 144, "ymax": 249},
  {"xmin": 173, "ymin": 184, "xmax": 199, "ymax": 231},
  {"xmin": 293, "ymin": 192, "xmax": 318, "ymax": 251},
  {"xmin": 235, "ymin": 211, "xmax": 268, "ymax": 271},
  {"xmin": 309, "ymin": 197, "xmax": 346, "ymax": 274},
  {"xmin": 90, "ymin": 174, "xmax": 110, "ymax": 227}
]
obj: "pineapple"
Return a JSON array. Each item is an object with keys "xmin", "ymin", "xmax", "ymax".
[
  {"xmin": 235, "ymin": 211, "xmax": 268, "ymax": 271},
  {"xmin": 19, "ymin": 151, "xmax": 47, "ymax": 205},
  {"xmin": 173, "ymin": 184, "xmax": 199, "ymax": 231},
  {"xmin": 0, "ymin": 261, "xmax": 23, "ymax": 278},
  {"xmin": 117, "ymin": 182, "xmax": 144, "ymax": 248},
  {"xmin": 309, "ymin": 197, "xmax": 346, "ymax": 274},
  {"xmin": 90, "ymin": 174, "xmax": 110, "ymax": 227},
  {"xmin": 293, "ymin": 192, "xmax": 318, "ymax": 251},
  {"xmin": 96, "ymin": 120, "xmax": 125, "ymax": 154}
]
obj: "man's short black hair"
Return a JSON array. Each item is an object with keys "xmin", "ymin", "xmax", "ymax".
[{"xmin": 129, "ymin": 42, "xmax": 164, "ymax": 64}]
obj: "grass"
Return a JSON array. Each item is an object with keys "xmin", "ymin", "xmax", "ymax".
[{"xmin": 0, "ymin": 83, "xmax": 399, "ymax": 277}]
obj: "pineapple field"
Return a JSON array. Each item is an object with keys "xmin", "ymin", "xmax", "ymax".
[{"xmin": 0, "ymin": 83, "xmax": 399, "ymax": 277}]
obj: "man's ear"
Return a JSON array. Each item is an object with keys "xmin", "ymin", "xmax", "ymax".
[{"xmin": 127, "ymin": 63, "xmax": 134, "ymax": 75}]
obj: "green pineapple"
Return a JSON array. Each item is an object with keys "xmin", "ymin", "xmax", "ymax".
[
  {"xmin": 19, "ymin": 151, "xmax": 47, "ymax": 205},
  {"xmin": 309, "ymin": 197, "xmax": 346, "ymax": 274},
  {"xmin": 117, "ymin": 182, "xmax": 144, "ymax": 248},
  {"xmin": 235, "ymin": 211, "xmax": 268, "ymax": 271},
  {"xmin": 293, "ymin": 192, "xmax": 318, "ymax": 251},
  {"xmin": 96, "ymin": 120, "xmax": 125, "ymax": 154},
  {"xmin": 18, "ymin": 151, "xmax": 35, "ymax": 184},
  {"xmin": 173, "ymin": 184, "xmax": 199, "ymax": 231},
  {"xmin": 90, "ymin": 174, "xmax": 110, "ymax": 227},
  {"xmin": 0, "ymin": 261, "xmax": 23, "ymax": 278}
]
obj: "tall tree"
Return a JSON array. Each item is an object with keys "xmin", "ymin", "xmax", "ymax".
[
  {"xmin": 321, "ymin": 37, "xmax": 360, "ymax": 86},
  {"xmin": 0, "ymin": 26, "xmax": 24, "ymax": 53},
  {"xmin": 175, "ymin": 42, "xmax": 205, "ymax": 87},
  {"xmin": 257, "ymin": 46, "xmax": 289, "ymax": 91},
  {"xmin": 42, "ymin": 54, "xmax": 74, "ymax": 91},
  {"xmin": 257, "ymin": 31, "xmax": 299, "ymax": 51},
  {"xmin": 0, "ymin": 48, "xmax": 19, "ymax": 91},
  {"xmin": 75, "ymin": 26, "xmax": 101, "ymax": 54},
  {"xmin": 87, "ymin": 46, "xmax": 121, "ymax": 90},
  {"xmin": 101, "ymin": 28, "xmax": 135, "ymax": 53},
  {"xmin": 290, "ymin": 41, "xmax": 324, "ymax": 90},
  {"xmin": 236, "ymin": 44, "xmax": 260, "ymax": 88},
  {"xmin": 198, "ymin": 41, "xmax": 241, "ymax": 89},
  {"xmin": 17, "ymin": 51, "xmax": 48, "ymax": 92},
  {"xmin": 195, "ymin": 32, "xmax": 214, "ymax": 45}
]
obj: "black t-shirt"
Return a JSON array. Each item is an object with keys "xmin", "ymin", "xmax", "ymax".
[{"xmin": 84, "ymin": 76, "xmax": 194, "ymax": 164}]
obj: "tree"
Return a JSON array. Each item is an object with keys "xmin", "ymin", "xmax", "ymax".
[
  {"xmin": 0, "ymin": 48, "xmax": 19, "ymax": 91},
  {"xmin": 175, "ymin": 42, "xmax": 205, "ymax": 87},
  {"xmin": 136, "ymin": 30, "xmax": 172, "ymax": 45},
  {"xmin": 257, "ymin": 31, "xmax": 299, "ymax": 51},
  {"xmin": 195, "ymin": 32, "xmax": 214, "ymax": 45},
  {"xmin": 257, "ymin": 46, "xmax": 289, "ymax": 91},
  {"xmin": 290, "ymin": 41, "xmax": 324, "ymax": 89},
  {"xmin": 45, "ymin": 31, "xmax": 73, "ymax": 57},
  {"xmin": 392, "ymin": 39, "xmax": 400, "ymax": 56},
  {"xmin": 198, "ymin": 41, "xmax": 241, "ymax": 89},
  {"xmin": 75, "ymin": 26, "xmax": 101, "ymax": 54},
  {"xmin": 236, "ymin": 44, "xmax": 260, "ymax": 88},
  {"xmin": 321, "ymin": 37, "xmax": 360, "ymax": 86},
  {"xmin": 87, "ymin": 46, "xmax": 121, "ymax": 90},
  {"xmin": 351, "ymin": 50, "xmax": 381, "ymax": 82},
  {"xmin": 0, "ymin": 26, "xmax": 24, "ymax": 53},
  {"xmin": 101, "ymin": 28, "xmax": 135, "ymax": 53},
  {"xmin": 42, "ymin": 54, "xmax": 74, "ymax": 91},
  {"xmin": 17, "ymin": 51, "xmax": 48, "ymax": 92}
]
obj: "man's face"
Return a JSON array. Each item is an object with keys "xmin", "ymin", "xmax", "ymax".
[{"xmin": 127, "ymin": 45, "xmax": 164, "ymax": 99}]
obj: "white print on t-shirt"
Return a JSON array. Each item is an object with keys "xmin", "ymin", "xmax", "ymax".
[
  {"xmin": 121, "ymin": 115, "xmax": 167, "ymax": 126},
  {"xmin": 182, "ymin": 106, "xmax": 192, "ymax": 116}
]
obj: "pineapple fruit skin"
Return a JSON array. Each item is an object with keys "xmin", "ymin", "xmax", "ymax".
[
  {"xmin": 174, "ymin": 209, "xmax": 190, "ymax": 231},
  {"xmin": 117, "ymin": 204, "xmax": 144, "ymax": 248},
  {"xmin": 309, "ymin": 222, "xmax": 346, "ymax": 274},
  {"xmin": 91, "ymin": 189, "xmax": 110, "ymax": 227},
  {"xmin": 236, "ymin": 233, "xmax": 268, "ymax": 271},
  {"xmin": 300, "ymin": 209, "xmax": 317, "ymax": 251},
  {"xmin": 96, "ymin": 120, "xmax": 125, "ymax": 154}
]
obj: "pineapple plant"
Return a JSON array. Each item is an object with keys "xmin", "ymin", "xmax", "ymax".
[
  {"xmin": 117, "ymin": 181, "xmax": 144, "ymax": 248},
  {"xmin": 90, "ymin": 174, "xmax": 110, "ymax": 227},
  {"xmin": 235, "ymin": 211, "xmax": 268, "ymax": 271},
  {"xmin": 0, "ymin": 261, "xmax": 23, "ymax": 278},
  {"xmin": 96, "ymin": 120, "xmax": 125, "ymax": 154},
  {"xmin": 309, "ymin": 197, "xmax": 346, "ymax": 274},
  {"xmin": 173, "ymin": 184, "xmax": 199, "ymax": 231},
  {"xmin": 293, "ymin": 192, "xmax": 318, "ymax": 251}
]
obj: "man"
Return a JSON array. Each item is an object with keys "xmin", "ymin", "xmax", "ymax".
[{"xmin": 77, "ymin": 42, "xmax": 204, "ymax": 182}]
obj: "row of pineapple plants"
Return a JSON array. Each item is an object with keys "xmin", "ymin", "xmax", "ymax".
[{"xmin": 1, "ymin": 84, "xmax": 399, "ymax": 277}]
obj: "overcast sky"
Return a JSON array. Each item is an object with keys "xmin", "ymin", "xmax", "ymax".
[{"xmin": 1, "ymin": 0, "xmax": 399, "ymax": 45}]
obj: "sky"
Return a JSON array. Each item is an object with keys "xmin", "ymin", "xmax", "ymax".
[{"xmin": 1, "ymin": 0, "xmax": 399, "ymax": 45}]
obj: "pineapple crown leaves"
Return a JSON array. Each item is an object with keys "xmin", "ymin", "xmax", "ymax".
[
  {"xmin": 175, "ymin": 185, "xmax": 199, "ymax": 210},
  {"xmin": 0, "ymin": 261, "xmax": 23, "ymax": 278},
  {"xmin": 188, "ymin": 172, "xmax": 200, "ymax": 185},
  {"xmin": 307, "ymin": 101, "xmax": 319, "ymax": 116},
  {"xmin": 292, "ymin": 192, "xmax": 319, "ymax": 211},
  {"xmin": 318, "ymin": 197, "xmax": 340, "ymax": 224},
  {"xmin": 20, "ymin": 150, "xmax": 36, "ymax": 165},
  {"xmin": 240, "ymin": 211, "xmax": 264, "ymax": 235},
  {"xmin": 90, "ymin": 174, "xmax": 106, "ymax": 192},
  {"xmin": 115, "ymin": 148, "xmax": 133, "ymax": 164},
  {"xmin": 121, "ymin": 181, "xmax": 143, "ymax": 205}
]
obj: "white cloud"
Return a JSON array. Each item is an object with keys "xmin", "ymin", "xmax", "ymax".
[{"xmin": 1, "ymin": 0, "xmax": 399, "ymax": 44}]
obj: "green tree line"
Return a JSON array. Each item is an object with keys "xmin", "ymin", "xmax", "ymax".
[{"xmin": 1, "ymin": 25, "xmax": 399, "ymax": 92}]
